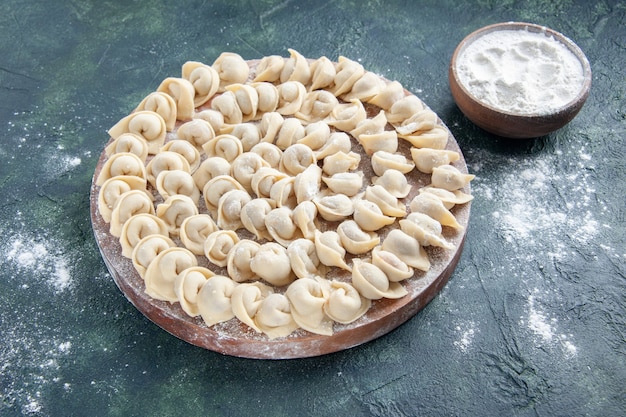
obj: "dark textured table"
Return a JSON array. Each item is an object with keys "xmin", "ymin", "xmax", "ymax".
[{"xmin": 1, "ymin": 1, "xmax": 624, "ymax": 416}]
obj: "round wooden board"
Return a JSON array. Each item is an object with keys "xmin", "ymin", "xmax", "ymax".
[{"xmin": 90, "ymin": 61, "xmax": 471, "ymax": 359}]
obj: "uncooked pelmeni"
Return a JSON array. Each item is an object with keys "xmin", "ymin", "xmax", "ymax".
[{"xmin": 94, "ymin": 50, "xmax": 474, "ymax": 345}]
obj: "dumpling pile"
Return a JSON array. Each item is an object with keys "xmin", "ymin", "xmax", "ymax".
[{"xmin": 96, "ymin": 49, "xmax": 474, "ymax": 339}]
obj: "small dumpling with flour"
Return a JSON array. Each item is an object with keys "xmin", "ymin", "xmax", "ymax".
[
  {"xmin": 285, "ymin": 276, "xmax": 333, "ymax": 336},
  {"xmin": 197, "ymin": 275, "xmax": 238, "ymax": 326},
  {"xmin": 431, "ymin": 164, "xmax": 475, "ymax": 191},
  {"xmin": 174, "ymin": 266, "xmax": 215, "ymax": 317}
]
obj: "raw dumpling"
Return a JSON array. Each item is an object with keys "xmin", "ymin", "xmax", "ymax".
[
  {"xmin": 98, "ymin": 175, "xmax": 148, "ymax": 223},
  {"xmin": 108, "ymin": 110, "xmax": 167, "ymax": 155},
  {"xmin": 194, "ymin": 109, "xmax": 225, "ymax": 134},
  {"xmin": 330, "ymin": 56, "xmax": 365, "ymax": 97},
  {"xmin": 371, "ymin": 246, "xmax": 414, "ymax": 282},
  {"xmin": 394, "ymin": 108, "xmax": 438, "ymax": 135},
  {"xmin": 314, "ymin": 132, "xmax": 352, "ymax": 160},
  {"xmin": 252, "ymin": 82, "xmax": 279, "ymax": 115},
  {"xmin": 292, "ymin": 200, "xmax": 319, "ymax": 240},
  {"xmin": 298, "ymin": 120, "xmax": 331, "ymax": 151},
  {"xmin": 370, "ymin": 150, "xmax": 415, "ymax": 176},
  {"xmin": 352, "ymin": 199, "xmax": 396, "ymax": 232},
  {"xmin": 314, "ymin": 193, "xmax": 354, "ymax": 222},
  {"xmin": 157, "ymin": 77, "xmax": 196, "ymax": 121},
  {"xmin": 337, "ymin": 220, "xmax": 380, "ymax": 255},
  {"xmin": 430, "ymin": 164, "xmax": 475, "ymax": 191},
  {"xmin": 399, "ymin": 212, "xmax": 454, "ymax": 249},
  {"xmin": 192, "ymin": 156, "xmax": 231, "ymax": 191},
  {"xmin": 176, "ymin": 119, "xmax": 216, "ymax": 151},
  {"xmin": 287, "ymin": 238, "xmax": 325, "ymax": 279},
  {"xmin": 314, "ymin": 230, "xmax": 351, "ymax": 271},
  {"xmin": 119, "ymin": 213, "xmax": 169, "ymax": 258},
  {"xmin": 179, "ymin": 214, "xmax": 218, "ymax": 255},
  {"xmin": 211, "ymin": 90, "xmax": 243, "ymax": 125},
  {"xmin": 341, "ymin": 71, "xmax": 386, "ymax": 102},
  {"xmin": 371, "ymin": 169, "xmax": 411, "ymax": 198},
  {"xmin": 285, "ymin": 276, "xmax": 333, "ymax": 336},
  {"xmin": 134, "ymin": 92, "xmax": 177, "ymax": 131},
  {"xmin": 385, "ymin": 95, "xmax": 424, "ymax": 124},
  {"xmin": 204, "ymin": 229, "xmax": 240, "ymax": 268},
  {"xmin": 160, "ymin": 139, "xmax": 202, "ymax": 173},
  {"xmin": 367, "ymin": 80, "xmax": 405, "ymax": 110},
  {"xmin": 255, "ymin": 293, "xmax": 299, "ymax": 339},
  {"xmin": 226, "ymin": 83, "xmax": 259, "ymax": 122},
  {"xmin": 146, "ymin": 151, "xmax": 191, "ymax": 188},
  {"xmin": 381, "ymin": 229, "xmax": 430, "ymax": 271},
  {"xmin": 197, "ymin": 275, "xmax": 238, "ymax": 326},
  {"xmin": 96, "ymin": 152, "xmax": 146, "ymax": 186},
  {"xmin": 293, "ymin": 163, "xmax": 322, "ymax": 204},
  {"xmin": 351, "ymin": 259, "xmax": 408, "ymax": 300},
  {"xmin": 212, "ymin": 52, "xmax": 250, "ymax": 92},
  {"xmin": 202, "ymin": 134, "xmax": 243, "ymax": 163},
  {"xmin": 281, "ymin": 143, "xmax": 317, "ymax": 176},
  {"xmin": 321, "ymin": 172, "xmax": 363, "ymax": 197},
  {"xmin": 309, "ymin": 56, "xmax": 336, "ymax": 91},
  {"xmin": 326, "ymin": 98, "xmax": 367, "ymax": 132},
  {"xmin": 295, "ymin": 90, "xmax": 338, "ymax": 122},
  {"xmin": 265, "ymin": 206, "xmax": 302, "ymax": 247},
  {"xmin": 364, "ymin": 185, "xmax": 407, "ymax": 217},
  {"xmin": 322, "ymin": 151, "xmax": 361, "ymax": 176},
  {"xmin": 410, "ymin": 147, "xmax": 460, "ymax": 174},
  {"xmin": 275, "ymin": 117, "xmax": 305, "ymax": 150},
  {"xmin": 250, "ymin": 142, "xmax": 283, "ymax": 169},
  {"xmin": 324, "ymin": 280, "xmax": 371, "ymax": 324},
  {"xmin": 232, "ymin": 152, "xmax": 270, "ymax": 192},
  {"xmin": 231, "ymin": 281, "xmax": 273, "ymax": 333},
  {"xmin": 174, "ymin": 266, "xmax": 215, "ymax": 317},
  {"xmin": 269, "ymin": 176, "xmax": 297, "ymax": 208},
  {"xmin": 276, "ymin": 81, "xmax": 307, "ymax": 116},
  {"xmin": 227, "ymin": 122, "xmax": 261, "ymax": 151},
  {"xmin": 105, "ymin": 132, "xmax": 149, "ymax": 162},
  {"xmin": 253, "ymin": 55, "xmax": 285, "ymax": 83},
  {"xmin": 155, "ymin": 170, "xmax": 200, "ymax": 204},
  {"xmin": 109, "ymin": 190, "xmax": 155, "ymax": 237},
  {"xmin": 182, "ymin": 61, "xmax": 220, "ymax": 107},
  {"xmin": 156, "ymin": 194, "xmax": 199, "ymax": 236},
  {"xmin": 216, "ymin": 189, "xmax": 251, "ymax": 230},
  {"xmin": 250, "ymin": 242, "xmax": 295, "ymax": 287},
  {"xmin": 280, "ymin": 48, "xmax": 311, "ymax": 85},
  {"xmin": 203, "ymin": 175, "xmax": 245, "ymax": 215},
  {"xmin": 398, "ymin": 125, "xmax": 449, "ymax": 149},
  {"xmin": 226, "ymin": 239, "xmax": 261, "ymax": 282},
  {"xmin": 418, "ymin": 186, "xmax": 473, "ymax": 209},
  {"xmin": 351, "ymin": 110, "xmax": 398, "ymax": 155},
  {"xmin": 409, "ymin": 193, "xmax": 463, "ymax": 230},
  {"xmin": 258, "ymin": 111, "xmax": 284, "ymax": 145},
  {"xmin": 144, "ymin": 247, "xmax": 198, "ymax": 302},
  {"xmin": 131, "ymin": 234, "xmax": 176, "ymax": 278},
  {"xmin": 240, "ymin": 198, "xmax": 275, "ymax": 240}
]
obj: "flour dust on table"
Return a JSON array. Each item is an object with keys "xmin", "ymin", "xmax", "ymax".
[{"xmin": 465, "ymin": 136, "xmax": 612, "ymax": 358}]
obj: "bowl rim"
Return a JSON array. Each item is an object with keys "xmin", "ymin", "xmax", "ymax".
[{"xmin": 450, "ymin": 21, "xmax": 592, "ymax": 118}]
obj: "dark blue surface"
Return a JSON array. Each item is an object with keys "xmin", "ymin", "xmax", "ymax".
[{"xmin": 0, "ymin": 1, "xmax": 624, "ymax": 416}]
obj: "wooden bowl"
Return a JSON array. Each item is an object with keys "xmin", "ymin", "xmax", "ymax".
[{"xmin": 449, "ymin": 22, "xmax": 592, "ymax": 138}]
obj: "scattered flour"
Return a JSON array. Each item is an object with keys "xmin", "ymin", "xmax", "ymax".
[
  {"xmin": 519, "ymin": 289, "xmax": 578, "ymax": 358},
  {"xmin": 454, "ymin": 320, "xmax": 478, "ymax": 353},
  {"xmin": 4, "ymin": 229, "xmax": 74, "ymax": 293},
  {"xmin": 468, "ymin": 141, "xmax": 606, "ymax": 358}
]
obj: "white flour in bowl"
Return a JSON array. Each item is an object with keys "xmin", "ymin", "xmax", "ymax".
[{"xmin": 456, "ymin": 28, "xmax": 585, "ymax": 115}]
